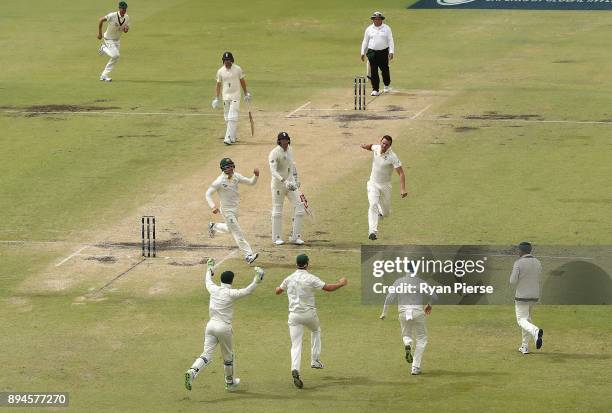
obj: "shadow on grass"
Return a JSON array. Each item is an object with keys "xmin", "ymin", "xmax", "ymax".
[{"xmin": 535, "ymin": 352, "xmax": 611, "ymax": 361}]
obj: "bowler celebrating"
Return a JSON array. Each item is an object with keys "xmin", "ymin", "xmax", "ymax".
[
  {"xmin": 206, "ymin": 158, "xmax": 260, "ymax": 264},
  {"xmin": 97, "ymin": 1, "xmax": 130, "ymax": 82},
  {"xmin": 185, "ymin": 258, "xmax": 264, "ymax": 391},
  {"xmin": 276, "ymin": 254, "xmax": 347, "ymax": 389},
  {"xmin": 360, "ymin": 135, "xmax": 407, "ymax": 240}
]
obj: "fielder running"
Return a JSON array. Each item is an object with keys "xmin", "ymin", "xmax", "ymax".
[
  {"xmin": 269, "ymin": 132, "xmax": 306, "ymax": 245},
  {"xmin": 360, "ymin": 135, "xmax": 407, "ymax": 240},
  {"xmin": 97, "ymin": 1, "xmax": 130, "ymax": 82},
  {"xmin": 380, "ymin": 270, "xmax": 436, "ymax": 375},
  {"xmin": 509, "ymin": 241, "xmax": 544, "ymax": 354},
  {"xmin": 276, "ymin": 254, "xmax": 347, "ymax": 388},
  {"xmin": 212, "ymin": 52, "xmax": 252, "ymax": 145},
  {"xmin": 184, "ymin": 258, "xmax": 264, "ymax": 391},
  {"xmin": 206, "ymin": 158, "xmax": 260, "ymax": 264}
]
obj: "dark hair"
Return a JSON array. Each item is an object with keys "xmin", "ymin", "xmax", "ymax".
[
  {"xmin": 220, "ymin": 271, "xmax": 235, "ymax": 284},
  {"xmin": 518, "ymin": 242, "xmax": 532, "ymax": 254},
  {"xmin": 381, "ymin": 135, "xmax": 393, "ymax": 145}
]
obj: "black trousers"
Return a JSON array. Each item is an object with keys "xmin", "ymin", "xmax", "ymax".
[{"xmin": 367, "ymin": 48, "xmax": 390, "ymax": 91}]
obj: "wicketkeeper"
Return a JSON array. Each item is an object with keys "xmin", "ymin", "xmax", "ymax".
[{"xmin": 185, "ymin": 258, "xmax": 264, "ymax": 392}]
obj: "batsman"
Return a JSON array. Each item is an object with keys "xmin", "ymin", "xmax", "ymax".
[{"xmin": 268, "ymin": 132, "xmax": 306, "ymax": 245}]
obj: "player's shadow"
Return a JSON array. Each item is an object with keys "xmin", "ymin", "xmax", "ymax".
[
  {"xmin": 423, "ymin": 369, "xmax": 508, "ymax": 378},
  {"xmin": 120, "ymin": 79, "xmax": 198, "ymax": 85}
]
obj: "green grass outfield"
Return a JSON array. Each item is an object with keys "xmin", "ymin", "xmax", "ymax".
[{"xmin": 1, "ymin": 1, "xmax": 611, "ymax": 412}]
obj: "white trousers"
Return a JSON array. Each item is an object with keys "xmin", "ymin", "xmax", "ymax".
[
  {"xmin": 101, "ymin": 39, "xmax": 120, "ymax": 77},
  {"xmin": 367, "ymin": 180, "xmax": 391, "ymax": 234},
  {"xmin": 288, "ymin": 310, "xmax": 321, "ymax": 372},
  {"xmin": 190, "ymin": 320, "xmax": 235, "ymax": 383},
  {"xmin": 399, "ymin": 309, "xmax": 427, "ymax": 369},
  {"xmin": 223, "ymin": 99, "xmax": 240, "ymax": 143},
  {"xmin": 213, "ymin": 210, "xmax": 253, "ymax": 258},
  {"xmin": 271, "ymin": 185, "xmax": 305, "ymax": 242},
  {"xmin": 515, "ymin": 302, "xmax": 539, "ymax": 347}
]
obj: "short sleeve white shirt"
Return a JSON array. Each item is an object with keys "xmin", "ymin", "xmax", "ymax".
[
  {"xmin": 216, "ymin": 64, "xmax": 245, "ymax": 101},
  {"xmin": 279, "ymin": 269, "xmax": 326, "ymax": 313},
  {"xmin": 369, "ymin": 144, "xmax": 402, "ymax": 185},
  {"xmin": 104, "ymin": 12, "xmax": 130, "ymax": 41}
]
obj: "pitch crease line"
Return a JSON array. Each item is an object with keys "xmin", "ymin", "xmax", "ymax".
[
  {"xmin": 55, "ymin": 245, "xmax": 88, "ymax": 267},
  {"xmin": 286, "ymin": 101, "xmax": 311, "ymax": 118}
]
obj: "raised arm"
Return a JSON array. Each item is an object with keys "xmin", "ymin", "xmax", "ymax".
[
  {"xmin": 322, "ymin": 277, "xmax": 348, "ymax": 292},
  {"xmin": 395, "ymin": 166, "xmax": 407, "ymax": 198},
  {"xmin": 204, "ymin": 258, "xmax": 218, "ymax": 293},
  {"xmin": 360, "ymin": 143, "xmax": 373, "ymax": 151},
  {"xmin": 237, "ymin": 170, "xmax": 259, "ymax": 185}
]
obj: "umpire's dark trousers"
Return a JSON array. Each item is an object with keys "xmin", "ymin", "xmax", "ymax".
[{"xmin": 367, "ymin": 48, "xmax": 390, "ymax": 92}]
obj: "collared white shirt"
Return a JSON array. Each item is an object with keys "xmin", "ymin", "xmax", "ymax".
[
  {"xmin": 205, "ymin": 268, "xmax": 257, "ymax": 324},
  {"xmin": 268, "ymin": 145, "xmax": 298, "ymax": 188},
  {"xmin": 382, "ymin": 275, "xmax": 438, "ymax": 317},
  {"xmin": 369, "ymin": 144, "xmax": 402, "ymax": 185},
  {"xmin": 104, "ymin": 11, "xmax": 130, "ymax": 41},
  {"xmin": 216, "ymin": 64, "xmax": 245, "ymax": 101},
  {"xmin": 205, "ymin": 172, "xmax": 258, "ymax": 212},
  {"xmin": 361, "ymin": 23, "xmax": 394, "ymax": 54},
  {"xmin": 279, "ymin": 269, "xmax": 326, "ymax": 313},
  {"xmin": 509, "ymin": 254, "xmax": 542, "ymax": 301}
]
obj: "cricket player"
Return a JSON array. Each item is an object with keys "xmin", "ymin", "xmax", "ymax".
[
  {"xmin": 360, "ymin": 135, "xmax": 407, "ymax": 240},
  {"xmin": 380, "ymin": 269, "xmax": 437, "ymax": 375},
  {"xmin": 185, "ymin": 258, "xmax": 265, "ymax": 391},
  {"xmin": 509, "ymin": 241, "xmax": 544, "ymax": 354},
  {"xmin": 97, "ymin": 1, "xmax": 130, "ymax": 82},
  {"xmin": 212, "ymin": 52, "xmax": 251, "ymax": 145},
  {"xmin": 276, "ymin": 254, "xmax": 348, "ymax": 388},
  {"xmin": 206, "ymin": 158, "xmax": 259, "ymax": 264},
  {"xmin": 268, "ymin": 132, "xmax": 306, "ymax": 245}
]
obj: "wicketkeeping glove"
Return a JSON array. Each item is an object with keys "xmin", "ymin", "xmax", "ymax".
[
  {"xmin": 207, "ymin": 257, "xmax": 215, "ymax": 275},
  {"xmin": 254, "ymin": 266, "xmax": 264, "ymax": 283},
  {"xmin": 211, "ymin": 97, "xmax": 220, "ymax": 109},
  {"xmin": 244, "ymin": 92, "xmax": 252, "ymax": 102}
]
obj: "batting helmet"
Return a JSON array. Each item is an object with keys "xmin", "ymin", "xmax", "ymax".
[
  {"xmin": 277, "ymin": 131, "xmax": 291, "ymax": 145},
  {"xmin": 220, "ymin": 157, "xmax": 235, "ymax": 171},
  {"xmin": 222, "ymin": 51, "xmax": 234, "ymax": 62}
]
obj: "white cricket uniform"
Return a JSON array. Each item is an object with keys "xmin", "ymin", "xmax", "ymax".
[
  {"xmin": 360, "ymin": 23, "xmax": 395, "ymax": 55},
  {"xmin": 100, "ymin": 11, "xmax": 130, "ymax": 78},
  {"xmin": 279, "ymin": 269, "xmax": 326, "ymax": 372},
  {"xmin": 268, "ymin": 145, "xmax": 305, "ymax": 242},
  {"xmin": 509, "ymin": 254, "xmax": 542, "ymax": 348},
  {"xmin": 205, "ymin": 172, "xmax": 258, "ymax": 258},
  {"xmin": 190, "ymin": 268, "xmax": 258, "ymax": 383},
  {"xmin": 381, "ymin": 275, "xmax": 436, "ymax": 369},
  {"xmin": 216, "ymin": 64, "xmax": 245, "ymax": 143},
  {"xmin": 367, "ymin": 144, "xmax": 402, "ymax": 234}
]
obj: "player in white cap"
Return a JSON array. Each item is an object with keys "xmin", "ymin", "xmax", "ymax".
[
  {"xmin": 97, "ymin": 1, "xmax": 131, "ymax": 82},
  {"xmin": 211, "ymin": 52, "xmax": 251, "ymax": 145},
  {"xmin": 360, "ymin": 135, "xmax": 407, "ymax": 240},
  {"xmin": 276, "ymin": 254, "xmax": 348, "ymax": 388},
  {"xmin": 184, "ymin": 258, "xmax": 265, "ymax": 392},
  {"xmin": 268, "ymin": 132, "xmax": 306, "ymax": 245},
  {"xmin": 205, "ymin": 158, "xmax": 259, "ymax": 264}
]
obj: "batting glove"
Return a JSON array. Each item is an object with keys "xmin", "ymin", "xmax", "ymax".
[
  {"xmin": 244, "ymin": 92, "xmax": 252, "ymax": 102},
  {"xmin": 285, "ymin": 181, "xmax": 297, "ymax": 191},
  {"xmin": 211, "ymin": 97, "xmax": 220, "ymax": 109},
  {"xmin": 254, "ymin": 267, "xmax": 264, "ymax": 283}
]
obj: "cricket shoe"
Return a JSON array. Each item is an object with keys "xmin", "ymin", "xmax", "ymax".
[
  {"xmin": 208, "ymin": 222, "xmax": 216, "ymax": 238},
  {"xmin": 274, "ymin": 239, "xmax": 285, "ymax": 245},
  {"xmin": 99, "ymin": 76, "xmax": 112, "ymax": 82},
  {"xmin": 535, "ymin": 329, "xmax": 544, "ymax": 350},
  {"xmin": 411, "ymin": 367, "xmax": 421, "ymax": 375},
  {"xmin": 311, "ymin": 360, "xmax": 324, "ymax": 369},
  {"xmin": 245, "ymin": 253, "xmax": 259, "ymax": 264},
  {"xmin": 371, "ymin": 90, "xmax": 380, "ymax": 96},
  {"xmin": 290, "ymin": 237, "xmax": 304, "ymax": 245},
  {"xmin": 224, "ymin": 377, "xmax": 240, "ymax": 391},
  {"xmin": 224, "ymin": 139, "xmax": 232, "ymax": 145},
  {"xmin": 383, "ymin": 86, "xmax": 393, "ymax": 93},
  {"xmin": 518, "ymin": 345, "xmax": 530, "ymax": 355},
  {"xmin": 404, "ymin": 344, "xmax": 413, "ymax": 363},
  {"xmin": 291, "ymin": 370, "xmax": 303, "ymax": 389},
  {"xmin": 184, "ymin": 368, "xmax": 195, "ymax": 391},
  {"xmin": 369, "ymin": 232, "xmax": 377, "ymax": 241}
]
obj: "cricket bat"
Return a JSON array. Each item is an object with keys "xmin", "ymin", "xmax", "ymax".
[
  {"xmin": 247, "ymin": 102, "xmax": 255, "ymax": 137},
  {"xmin": 299, "ymin": 191, "xmax": 315, "ymax": 222}
]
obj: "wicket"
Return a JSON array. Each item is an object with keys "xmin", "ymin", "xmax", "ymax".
[
  {"xmin": 354, "ymin": 76, "xmax": 366, "ymax": 110},
  {"xmin": 141, "ymin": 216, "xmax": 156, "ymax": 257}
]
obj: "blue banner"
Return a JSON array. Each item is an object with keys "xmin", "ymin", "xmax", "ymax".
[{"xmin": 410, "ymin": 0, "xmax": 612, "ymax": 10}]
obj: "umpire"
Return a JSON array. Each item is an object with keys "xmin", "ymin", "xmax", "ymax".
[{"xmin": 360, "ymin": 11, "xmax": 395, "ymax": 96}]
